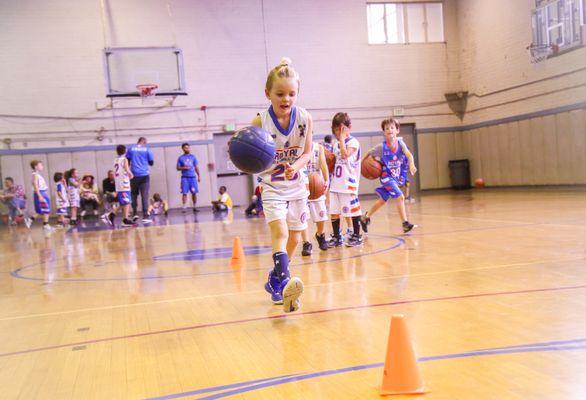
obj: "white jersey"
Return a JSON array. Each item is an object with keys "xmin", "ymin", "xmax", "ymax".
[
  {"xmin": 114, "ymin": 156, "xmax": 131, "ymax": 192},
  {"xmin": 32, "ymin": 172, "xmax": 48, "ymax": 191},
  {"xmin": 56, "ymin": 182, "xmax": 70, "ymax": 208},
  {"xmin": 306, "ymin": 142, "xmax": 326, "ymax": 203},
  {"xmin": 258, "ymin": 106, "xmax": 310, "ymax": 201},
  {"xmin": 330, "ymin": 136, "xmax": 361, "ymax": 194}
]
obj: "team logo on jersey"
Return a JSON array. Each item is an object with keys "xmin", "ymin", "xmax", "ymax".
[
  {"xmin": 319, "ymin": 210, "xmax": 325, "ymax": 218},
  {"xmin": 342, "ymin": 206, "xmax": 349, "ymax": 214},
  {"xmin": 299, "ymin": 124, "xmax": 306, "ymax": 137}
]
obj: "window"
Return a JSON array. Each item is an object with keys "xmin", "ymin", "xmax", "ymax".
[
  {"xmin": 366, "ymin": 2, "xmax": 444, "ymax": 44},
  {"xmin": 531, "ymin": 0, "xmax": 585, "ymax": 49}
]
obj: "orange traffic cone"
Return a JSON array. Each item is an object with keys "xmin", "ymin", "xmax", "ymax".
[
  {"xmin": 380, "ymin": 314, "xmax": 426, "ymax": 396},
  {"xmin": 231, "ymin": 236, "xmax": 245, "ymax": 263}
]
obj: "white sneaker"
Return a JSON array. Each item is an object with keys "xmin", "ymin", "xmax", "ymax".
[
  {"xmin": 142, "ymin": 217, "xmax": 152, "ymax": 224},
  {"xmin": 80, "ymin": 210, "xmax": 87, "ymax": 217},
  {"xmin": 24, "ymin": 217, "xmax": 32, "ymax": 229},
  {"xmin": 282, "ymin": 277, "xmax": 304, "ymax": 313},
  {"xmin": 43, "ymin": 224, "xmax": 55, "ymax": 232}
]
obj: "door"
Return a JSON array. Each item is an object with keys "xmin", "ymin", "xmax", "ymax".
[{"xmin": 399, "ymin": 124, "xmax": 420, "ymax": 196}]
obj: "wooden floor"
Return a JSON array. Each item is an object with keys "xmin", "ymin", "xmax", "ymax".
[{"xmin": 0, "ymin": 188, "xmax": 585, "ymax": 400}]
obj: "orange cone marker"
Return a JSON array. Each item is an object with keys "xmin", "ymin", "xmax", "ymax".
[
  {"xmin": 380, "ymin": 314, "xmax": 426, "ymax": 396},
  {"xmin": 231, "ymin": 236, "xmax": 245, "ymax": 263}
]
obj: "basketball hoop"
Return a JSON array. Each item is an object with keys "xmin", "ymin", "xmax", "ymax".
[
  {"xmin": 527, "ymin": 43, "xmax": 559, "ymax": 64},
  {"xmin": 136, "ymin": 84, "xmax": 158, "ymax": 104}
]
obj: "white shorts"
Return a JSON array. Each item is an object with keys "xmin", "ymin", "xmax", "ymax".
[
  {"xmin": 308, "ymin": 197, "xmax": 328, "ymax": 222},
  {"xmin": 263, "ymin": 198, "xmax": 309, "ymax": 231},
  {"xmin": 329, "ymin": 192, "xmax": 361, "ymax": 217}
]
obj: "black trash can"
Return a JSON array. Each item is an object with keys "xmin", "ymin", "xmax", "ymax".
[{"xmin": 448, "ymin": 159, "xmax": 471, "ymax": 190}]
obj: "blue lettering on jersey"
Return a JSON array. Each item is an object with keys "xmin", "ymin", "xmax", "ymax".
[{"xmin": 380, "ymin": 140, "xmax": 405, "ymax": 182}]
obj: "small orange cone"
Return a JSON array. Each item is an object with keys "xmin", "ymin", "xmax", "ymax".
[
  {"xmin": 380, "ymin": 314, "xmax": 426, "ymax": 396},
  {"xmin": 231, "ymin": 236, "xmax": 245, "ymax": 263}
]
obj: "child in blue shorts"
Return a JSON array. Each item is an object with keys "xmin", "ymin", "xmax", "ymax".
[{"xmin": 360, "ymin": 118, "xmax": 418, "ymax": 234}]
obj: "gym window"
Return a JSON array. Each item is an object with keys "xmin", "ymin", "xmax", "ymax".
[
  {"xmin": 366, "ymin": 2, "xmax": 444, "ymax": 44},
  {"xmin": 531, "ymin": 0, "xmax": 586, "ymax": 50}
]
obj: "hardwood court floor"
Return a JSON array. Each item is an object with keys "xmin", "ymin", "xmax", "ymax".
[{"xmin": 0, "ymin": 188, "xmax": 585, "ymax": 400}]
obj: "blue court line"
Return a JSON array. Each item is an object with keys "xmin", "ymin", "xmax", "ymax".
[
  {"xmin": 148, "ymin": 338, "xmax": 586, "ymax": 400},
  {"xmin": 153, "ymin": 246, "xmax": 273, "ymax": 261},
  {"xmin": 9, "ymin": 237, "xmax": 405, "ymax": 282}
]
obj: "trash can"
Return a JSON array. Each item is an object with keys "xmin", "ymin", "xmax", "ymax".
[{"xmin": 448, "ymin": 159, "xmax": 471, "ymax": 190}]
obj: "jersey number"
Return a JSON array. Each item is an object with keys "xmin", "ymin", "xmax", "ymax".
[
  {"xmin": 334, "ymin": 165, "xmax": 343, "ymax": 178},
  {"xmin": 270, "ymin": 164, "xmax": 299, "ymax": 182}
]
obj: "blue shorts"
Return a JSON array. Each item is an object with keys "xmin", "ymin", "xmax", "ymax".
[
  {"xmin": 181, "ymin": 177, "xmax": 198, "ymax": 194},
  {"xmin": 399, "ymin": 170, "xmax": 410, "ymax": 186},
  {"xmin": 34, "ymin": 191, "xmax": 51, "ymax": 214},
  {"xmin": 117, "ymin": 191, "xmax": 131, "ymax": 206},
  {"xmin": 375, "ymin": 178, "xmax": 404, "ymax": 202}
]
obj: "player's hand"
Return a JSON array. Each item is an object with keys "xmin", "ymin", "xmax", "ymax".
[
  {"xmin": 284, "ymin": 163, "xmax": 296, "ymax": 180},
  {"xmin": 410, "ymin": 164, "xmax": 417, "ymax": 175},
  {"xmin": 340, "ymin": 125, "xmax": 350, "ymax": 140}
]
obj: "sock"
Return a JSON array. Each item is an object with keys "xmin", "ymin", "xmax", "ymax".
[
  {"xmin": 352, "ymin": 216, "xmax": 361, "ymax": 236},
  {"xmin": 332, "ymin": 218, "xmax": 341, "ymax": 237},
  {"xmin": 272, "ymin": 251, "xmax": 289, "ymax": 281}
]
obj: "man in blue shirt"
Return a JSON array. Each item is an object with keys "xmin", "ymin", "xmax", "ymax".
[
  {"xmin": 176, "ymin": 143, "xmax": 201, "ymax": 212},
  {"xmin": 126, "ymin": 137, "xmax": 154, "ymax": 223}
]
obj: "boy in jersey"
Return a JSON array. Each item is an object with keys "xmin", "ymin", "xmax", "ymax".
[
  {"xmin": 31, "ymin": 160, "xmax": 54, "ymax": 232},
  {"xmin": 360, "ymin": 118, "xmax": 417, "ymax": 233},
  {"xmin": 328, "ymin": 112, "xmax": 363, "ymax": 247},
  {"xmin": 301, "ymin": 141, "xmax": 330, "ymax": 255},
  {"xmin": 106, "ymin": 145, "xmax": 135, "ymax": 227},
  {"xmin": 54, "ymin": 172, "xmax": 70, "ymax": 227},
  {"xmin": 176, "ymin": 143, "xmax": 201, "ymax": 213},
  {"xmin": 251, "ymin": 57, "xmax": 309, "ymax": 313}
]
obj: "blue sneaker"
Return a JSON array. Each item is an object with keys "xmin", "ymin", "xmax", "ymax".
[
  {"xmin": 282, "ymin": 277, "xmax": 304, "ymax": 313},
  {"xmin": 264, "ymin": 272, "xmax": 283, "ymax": 304}
]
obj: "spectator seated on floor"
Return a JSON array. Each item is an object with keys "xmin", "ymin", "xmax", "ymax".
[
  {"xmin": 148, "ymin": 193, "xmax": 169, "ymax": 217},
  {"xmin": 245, "ymin": 185, "xmax": 263, "ymax": 217},
  {"xmin": 211, "ymin": 186, "xmax": 233, "ymax": 212},
  {"xmin": 0, "ymin": 177, "xmax": 29, "ymax": 226},
  {"xmin": 80, "ymin": 175, "xmax": 101, "ymax": 217}
]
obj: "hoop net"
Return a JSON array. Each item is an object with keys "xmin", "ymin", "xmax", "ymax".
[
  {"xmin": 136, "ymin": 84, "xmax": 158, "ymax": 104},
  {"xmin": 527, "ymin": 43, "xmax": 558, "ymax": 64}
]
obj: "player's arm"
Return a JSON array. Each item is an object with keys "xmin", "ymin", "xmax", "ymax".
[
  {"xmin": 338, "ymin": 125, "xmax": 356, "ymax": 159},
  {"xmin": 176, "ymin": 158, "xmax": 185, "ymax": 171},
  {"xmin": 195, "ymin": 165, "xmax": 201, "ymax": 182},
  {"xmin": 318, "ymin": 144, "xmax": 329, "ymax": 186},
  {"xmin": 399, "ymin": 140, "xmax": 417, "ymax": 175},
  {"xmin": 124, "ymin": 158, "xmax": 134, "ymax": 180},
  {"xmin": 148, "ymin": 149, "xmax": 154, "ymax": 166},
  {"xmin": 287, "ymin": 115, "xmax": 313, "ymax": 179},
  {"xmin": 32, "ymin": 175, "xmax": 44, "ymax": 202}
]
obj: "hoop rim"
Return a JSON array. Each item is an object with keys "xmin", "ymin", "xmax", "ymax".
[{"xmin": 136, "ymin": 84, "xmax": 159, "ymax": 97}]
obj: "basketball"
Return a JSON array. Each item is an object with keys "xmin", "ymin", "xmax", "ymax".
[
  {"xmin": 361, "ymin": 156, "xmax": 383, "ymax": 180},
  {"xmin": 474, "ymin": 178, "xmax": 485, "ymax": 188},
  {"xmin": 308, "ymin": 172, "xmax": 326, "ymax": 200},
  {"xmin": 228, "ymin": 126, "xmax": 276, "ymax": 174},
  {"xmin": 324, "ymin": 149, "xmax": 336, "ymax": 173}
]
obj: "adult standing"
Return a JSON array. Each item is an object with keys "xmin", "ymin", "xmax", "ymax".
[
  {"xmin": 176, "ymin": 143, "xmax": 201, "ymax": 212},
  {"xmin": 127, "ymin": 137, "xmax": 154, "ymax": 223}
]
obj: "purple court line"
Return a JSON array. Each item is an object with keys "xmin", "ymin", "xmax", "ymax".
[
  {"xmin": 1, "ymin": 283, "xmax": 585, "ymax": 358},
  {"xmin": 194, "ymin": 344, "xmax": 586, "ymax": 400},
  {"xmin": 9, "ymin": 237, "xmax": 405, "ymax": 282}
]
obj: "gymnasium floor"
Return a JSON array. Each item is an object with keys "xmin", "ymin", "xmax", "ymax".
[{"xmin": 0, "ymin": 188, "xmax": 585, "ymax": 399}]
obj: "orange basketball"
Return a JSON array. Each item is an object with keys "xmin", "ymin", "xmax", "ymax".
[
  {"xmin": 474, "ymin": 178, "xmax": 485, "ymax": 188},
  {"xmin": 308, "ymin": 172, "xmax": 326, "ymax": 200},
  {"xmin": 324, "ymin": 149, "xmax": 336, "ymax": 174},
  {"xmin": 361, "ymin": 156, "xmax": 383, "ymax": 180}
]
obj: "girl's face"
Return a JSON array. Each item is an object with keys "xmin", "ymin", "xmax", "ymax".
[
  {"xmin": 36, "ymin": 163, "xmax": 44, "ymax": 172},
  {"xmin": 265, "ymin": 77, "xmax": 298, "ymax": 118},
  {"xmin": 72, "ymin": 169, "xmax": 78, "ymax": 178}
]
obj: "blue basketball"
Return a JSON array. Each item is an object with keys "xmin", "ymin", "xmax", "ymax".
[{"xmin": 228, "ymin": 126, "xmax": 276, "ymax": 174}]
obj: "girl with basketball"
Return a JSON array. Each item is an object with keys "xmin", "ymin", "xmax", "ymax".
[
  {"xmin": 360, "ymin": 118, "xmax": 417, "ymax": 233},
  {"xmin": 251, "ymin": 57, "xmax": 311, "ymax": 313},
  {"xmin": 328, "ymin": 112, "xmax": 364, "ymax": 247},
  {"xmin": 301, "ymin": 141, "xmax": 330, "ymax": 255}
]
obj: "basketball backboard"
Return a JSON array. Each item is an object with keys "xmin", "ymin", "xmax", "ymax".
[{"xmin": 102, "ymin": 46, "xmax": 187, "ymax": 97}]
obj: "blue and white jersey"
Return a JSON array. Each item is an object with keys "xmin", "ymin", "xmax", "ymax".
[
  {"xmin": 258, "ymin": 106, "xmax": 310, "ymax": 201},
  {"xmin": 56, "ymin": 182, "xmax": 70, "ymax": 208},
  {"xmin": 177, "ymin": 153, "xmax": 198, "ymax": 178},
  {"xmin": 330, "ymin": 136, "xmax": 361, "ymax": 194},
  {"xmin": 114, "ymin": 156, "xmax": 131, "ymax": 192},
  {"xmin": 32, "ymin": 172, "xmax": 48, "ymax": 191},
  {"xmin": 380, "ymin": 140, "xmax": 406, "ymax": 184}
]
